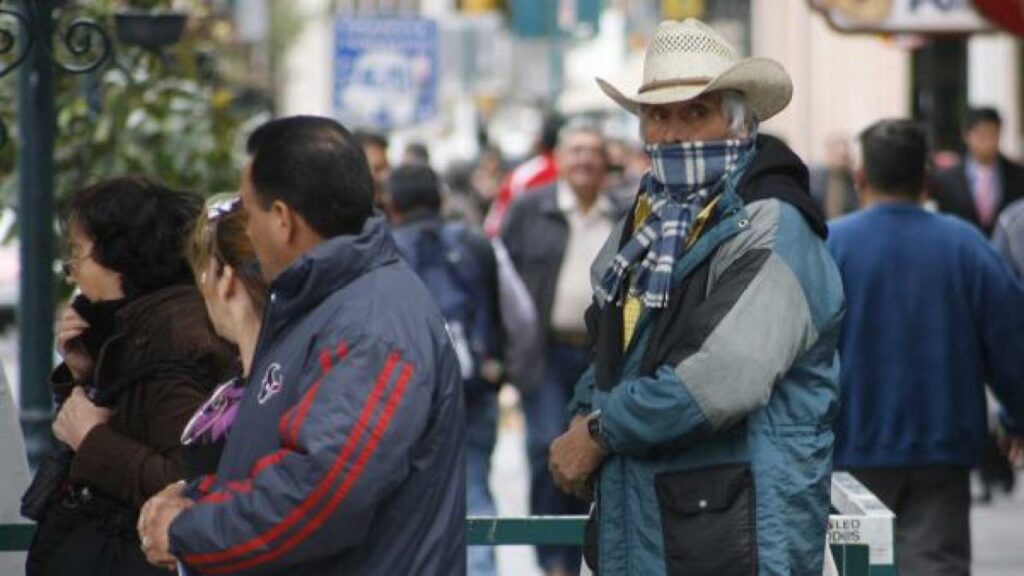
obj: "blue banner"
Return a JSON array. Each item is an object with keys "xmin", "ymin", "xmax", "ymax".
[{"xmin": 333, "ymin": 17, "xmax": 439, "ymax": 129}]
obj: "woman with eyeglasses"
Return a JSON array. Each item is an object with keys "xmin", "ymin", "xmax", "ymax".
[{"xmin": 25, "ymin": 177, "xmax": 236, "ymax": 576}]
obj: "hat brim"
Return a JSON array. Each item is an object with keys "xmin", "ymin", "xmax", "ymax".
[{"xmin": 596, "ymin": 58, "xmax": 793, "ymax": 122}]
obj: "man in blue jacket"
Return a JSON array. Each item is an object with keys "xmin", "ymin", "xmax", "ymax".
[
  {"xmin": 829, "ymin": 119, "xmax": 1024, "ymax": 576},
  {"xmin": 137, "ymin": 116, "xmax": 466, "ymax": 575},
  {"xmin": 548, "ymin": 19, "xmax": 845, "ymax": 575}
]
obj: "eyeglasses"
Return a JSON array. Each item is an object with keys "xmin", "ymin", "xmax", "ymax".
[{"xmin": 61, "ymin": 252, "xmax": 92, "ymax": 278}]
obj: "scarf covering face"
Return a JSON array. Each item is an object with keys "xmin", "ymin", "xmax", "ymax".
[{"xmin": 596, "ymin": 137, "xmax": 755, "ymax": 309}]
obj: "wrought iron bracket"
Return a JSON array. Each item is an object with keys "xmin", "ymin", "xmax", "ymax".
[{"xmin": 0, "ymin": 0, "xmax": 113, "ymax": 147}]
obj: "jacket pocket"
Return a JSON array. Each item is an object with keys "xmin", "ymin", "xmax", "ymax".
[{"xmin": 655, "ymin": 464, "xmax": 757, "ymax": 576}]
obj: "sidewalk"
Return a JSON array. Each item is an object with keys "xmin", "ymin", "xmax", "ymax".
[{"xmin": 973, "ymin": 473, "xmax": 1024, "ymax": 576}]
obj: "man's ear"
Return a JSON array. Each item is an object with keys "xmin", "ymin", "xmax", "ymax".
[
  {"xmin": 853, "ymin": 167, "xmax": 867, "ymax": 193},
  {"xmin": 270, "ymin": 199, "xmax": 297, "ymax": 244}
]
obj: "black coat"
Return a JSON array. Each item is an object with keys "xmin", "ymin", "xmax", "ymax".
[
  {"xmin": 500, "ymin": 185, "xmax": 627, "ymax": 353},
  {"xmin": 933, "ymin": 155, "xmax": 1024, "ymax": 236}
]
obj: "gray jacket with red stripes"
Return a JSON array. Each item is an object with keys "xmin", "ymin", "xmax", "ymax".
[{"xmin": 168, "ymin": 216, "xmax": 466, "ymax": 575}]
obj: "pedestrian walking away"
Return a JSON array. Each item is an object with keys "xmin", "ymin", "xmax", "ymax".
[{"xmin": 829, "ymin": 119, "xmax": 1024, "ymax": 576}]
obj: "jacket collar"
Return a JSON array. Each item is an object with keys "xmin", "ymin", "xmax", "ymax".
[
  {"xmin": 116, "ymin": 284, "xmax": 195, "ymax": 329},
  {"xmin": 737, "ymin": 134, "xmax": 827, "ymax": 238},
  {"xmin": 268, "ymin": 214, "xmax": 400, "ymax": 327}
]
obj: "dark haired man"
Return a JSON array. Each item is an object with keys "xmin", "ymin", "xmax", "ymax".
[
  {"xmin": 829, "ymin": 119, "xmax": 1024, "ymax": 576},
  {"xmin": 353, "ymin": 129, "xmax": 391, "ymax": 209},
  {"xmin": 386, "ymin": 163, "xmax": 504, "ymax": 576},
  {"xmin": 138, "ymin": 116, "xmax": 466, "ymax": 575},
  {"xmin": 933, "ymin": 107, "xmax": 1024, "ymax": 235}
]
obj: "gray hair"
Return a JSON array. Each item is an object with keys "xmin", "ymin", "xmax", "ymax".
[
  {"xmin": 721, "ymin": 90, "xmax": 757, "ymax": 138},
  {"xmin": 557, "ymin": 116, "xmax": 606, "ymax": 151}
]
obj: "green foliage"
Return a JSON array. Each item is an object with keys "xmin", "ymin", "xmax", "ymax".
[{"xmin": 2, "ymin": 0, "xmax": 272, "ymax": 212}]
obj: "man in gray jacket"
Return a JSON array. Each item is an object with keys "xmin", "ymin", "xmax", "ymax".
[{"xmin": 138, "ymin": 116, "xmax": 466, "ymax": 575}]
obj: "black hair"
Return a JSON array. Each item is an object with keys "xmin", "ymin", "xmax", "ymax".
[
  {"xmin": 246, "ymin": 116, "xmax": 374, "ymax": 238},
  {"xmin": 403, "ymin": 142, "xmax": 431, "ymax": 165},
  {"xmin": 352, "ymin": 129, "xmax": 389, "ymax": 151},
  {"xmin": 964, "ymin": 107, "xmax": 1002, "ymax": 132},
  {"xmin": 388, "ymin": 163, "xmax": 441, "ymax": 214},
  {"xmin": 540, "ymin": 112, "xmax": 566, "ymax": 153},
  {"xmin": 859, "ymin": 119, "xmax": 929, "ymax": 199},
  {"xmin": 61, "ymin": 176, "xmax": 203, "ymax": 298}
]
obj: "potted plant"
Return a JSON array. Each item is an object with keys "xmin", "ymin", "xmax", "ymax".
[{"xmin": 114, "ymin": 0, "xmax": 188, "ymax": 51}]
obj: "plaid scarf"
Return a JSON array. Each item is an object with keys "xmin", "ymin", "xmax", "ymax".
[{"xmin": 596, "ymin": 138, "xmax": 755, "ymax": 308}]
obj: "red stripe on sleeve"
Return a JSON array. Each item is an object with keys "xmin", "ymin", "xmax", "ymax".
[
  {"xmin": 184, "ymin": 352, "xmax": 401, "ymax": 567},
  {"xmin": 250, "ymin": 450, "xmax": 289, "ymax": 477},
  {"xmin": 196, "ymin": 475, "xmax": 217, "ymax": 495},
  {"xmin": 287, "ymin": 380, "xmax": 323, "ymax": 448},
  {"xmin": 319, "ymin": 349, "xmax": 332, "ymax": 375},
  {"xmin": 204, "ymin": 362, "xmax": 416, "ymax": 574}
]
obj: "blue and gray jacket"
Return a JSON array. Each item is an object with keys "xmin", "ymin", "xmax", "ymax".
[
  {"xmin": 168, "ymin": 216, "xmax": 466, "ymax": 575},
  {"xmin": 571, "ymin": 136, "xmax": 845, "ymax": 576}
]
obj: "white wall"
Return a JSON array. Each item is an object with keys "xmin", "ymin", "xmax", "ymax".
[
  {"xmin": 752, "ymin": 0, "xmax": 911, "ymax": 165},
  {"xmin": 279, "ymin": 0, "xmax": 334, "ymax": 117},
  {"xmin": 969, "ymin": 33, "xmax": 1022, "ymax": 158}
]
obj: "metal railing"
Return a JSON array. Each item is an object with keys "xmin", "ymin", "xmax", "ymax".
[{"xmin": 1, "ymin": 474, "xmax": 895, "ymax": 576}]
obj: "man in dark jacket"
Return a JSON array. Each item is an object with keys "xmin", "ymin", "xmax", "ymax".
[
  {"xmin": 829, "ymin": 119, "xmax": 1024, "ymax": 576},
  {"xmin": 502, "ymin": 118, "xmax": 623, "ymax": 576},
  {"xmin": 386, "ymin": 163, "xmax": 504, "ymax": 576},
  {"xmin": 138, "ymin": 116, "xmax": 466, "ymax": 575},
  {"xmin": 547, "ymin": 19, "xmax": 845, "ymax": 575},
  {"xmin": 933, "ymin": 107, "xmax": 1024, "ymax": 236}
]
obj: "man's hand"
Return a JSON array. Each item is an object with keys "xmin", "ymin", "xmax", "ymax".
[
  {"xmin": 549, "ymin": 414, "xmax": 607, "ymax": 501},
  {"xmin": 1001, "ymin": 434, "xmax": 1024, "ymax": 467},
  {"xmin": 52, "ymin": 386, "xmax": 112, "ymax": 451},
  {"xmin": 138, "ymin": 481, "xmax": 192, "ymax": 570},
  {"xmin": 55, "ymin": 305, "xmax": 93, "ymax": 380}
]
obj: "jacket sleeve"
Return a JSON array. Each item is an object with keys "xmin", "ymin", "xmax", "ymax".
[
  {"xmin": 599, "ymin": 203, "xmax": 837, "ymax": 457},
  {"xmin": 992, "ymin": 216, "xmax": 1024, "ymax": 279},
  {"xmin": 69, "ymin": 375, "xmax": 209, "ymax": 507},
  {"xmin": 168, "ymin": 329, "xmax": 432, "ymax": 575},
  {"xmin": 970, "ymin": 239, "xmax": 1024, "ymax": 435},
  {"xmin": 567, "ymin": 364, "xmax": 596, "ymax": 417},
  {"xmin": 499, "ymin": 197, "xmax": 526, "ymax": 272},
  {"xmin": 492, "ymin": 239, "xmax": 543, "ymax": 388}
]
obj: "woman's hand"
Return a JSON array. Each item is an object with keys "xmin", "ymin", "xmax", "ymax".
[
  {"xmin": 55, "ymin": 305, "xmax": 94, "ymax": 381},
  {"xmin": 52, "ymin": 386, "xmax": 112, "ymax": 451}
]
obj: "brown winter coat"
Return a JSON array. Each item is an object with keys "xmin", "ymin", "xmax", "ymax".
[{"xmin": 50, "ymin": 284, "xmax": 236, "ymax": 508}]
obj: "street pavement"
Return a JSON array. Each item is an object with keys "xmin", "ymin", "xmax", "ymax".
[{"xmin": 973, "ymin": 476, "xmax": 1024, "ymax": 576}]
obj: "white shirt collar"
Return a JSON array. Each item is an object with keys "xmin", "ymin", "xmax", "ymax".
[{"xmin": 557, "ymin": 180, "xmax": 613, "ymax": 218}]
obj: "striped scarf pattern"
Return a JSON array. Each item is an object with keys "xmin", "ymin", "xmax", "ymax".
[{"xmin": 596, "ymin": 138, "xmax": 754, "ymax": 308}]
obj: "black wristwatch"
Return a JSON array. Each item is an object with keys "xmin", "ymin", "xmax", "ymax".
[{"xmin": 587, "ymin": 411, "xmax": 611, "ymax": 453}]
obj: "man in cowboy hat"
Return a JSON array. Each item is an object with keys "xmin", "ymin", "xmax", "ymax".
[{"xmin": 548, "ymin": 19, "xmax": 845, "ymax": 575}]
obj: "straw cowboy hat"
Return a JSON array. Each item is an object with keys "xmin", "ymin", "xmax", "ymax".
[{"xmin": 597, "ymin": 19, "xmax": 793, "ymax": 121}]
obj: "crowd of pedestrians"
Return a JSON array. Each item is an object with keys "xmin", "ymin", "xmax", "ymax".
[{"xmin": 15, "ymin": 16, "xmax": 1024, "ymax": 576}]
